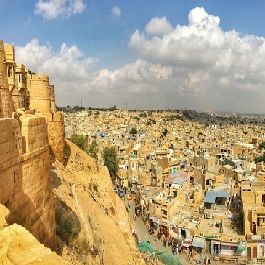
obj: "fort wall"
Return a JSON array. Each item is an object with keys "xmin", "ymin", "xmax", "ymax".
[
  {"xmin": 27, "ymin": 72, "xmax": 65, "ymax": 161},
  {"xmin": 0, "ymin": 116, "xmax": 56, "ymax": 249},
  {"xmin": 0, "ymin": 39, "xmax": 64, "ymax": 250},
  {"xmin": 28, "ymin": 73, "xmax": 52, "ymax": 113},
  {"xmin": 40, "ymin": 112, "xmax": 65, "ymax": 162}
]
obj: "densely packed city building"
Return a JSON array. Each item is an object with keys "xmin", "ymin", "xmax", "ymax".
[{"xmin": 65, "ymin": 109, "xmax": 265, "ymax": 263}]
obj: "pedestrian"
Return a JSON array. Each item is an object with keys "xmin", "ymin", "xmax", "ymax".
[
  {"xmin": 168, "ymin": 237, "xmax": 171, "ymax": 247},
  {"xmin": 188, "ymin": 251, "xmax": 192, "ymax": 261},
  {"xmin": 172, "ymin": 244, "xmax": 176, "ymax": 255},
  {"xmin": 134, "ymin": 214, "xmax": 137, "ymax": 220},
  {"xmin": 148, "ymin": 227, "xmax": 152, "ymax": 235},
  {"xmin": 180, "ymin": 245, "xmax": 183, "ymax": 254},
  {"xmin": 176, "ymin": 244, "xmax": 179, "ymax": 255},
  {"xmin": 163, "ymin": 238, "xmax": 166, "ymax": 247}
]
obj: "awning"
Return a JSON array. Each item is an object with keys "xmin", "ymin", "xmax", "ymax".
[
  {"xmin": 149, "ymin": 216, "xmax": 159, "ymax": 223},
  {"xmin": 204, "ymin": 235, "xmax": 218, "ymax": 240},
  {"xmin": 204, "ymin": 192, "xmax": 216, "ymax": 203},
  {"xmin": 160, "ymin": 221, "xmax": 169, "ymax": 227},
  {"xmin": 192, "ymin": 237, "xmax": 206, "ymax": 249},
  {"xmin": 204, "ymin": 189, "xmax": 229, "ymax": 204},
  {"xmin": 220, "ymin": 242, "xmax": 238, "ymax": 247},
  {"xmin": 237, "ymin": 241, "xmax": 246, "ymax": 252}
]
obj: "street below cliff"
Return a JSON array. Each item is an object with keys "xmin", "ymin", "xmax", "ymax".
[{"xmin": 125, "ymin": 196, "xmax": 227, "ymax": 265}]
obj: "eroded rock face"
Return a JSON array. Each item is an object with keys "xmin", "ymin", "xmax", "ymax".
[
  {"xmin": 0, "ymin": 224, "xmax": 69, "ymax": 265},
  {"xmin": 0, "ymin": 205, "xmax": 68, "ymax": 265},
  {"xmin": 0, "ymin": 204, "xmax": 9, "ymax": 229},
  {"xmin": 53, "ymin": 140, "xmax": 146, "ymax": 265}
]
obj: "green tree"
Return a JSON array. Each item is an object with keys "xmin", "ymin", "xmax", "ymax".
[
  {"xmin": 103, "ymin": 147, "xmax": 119, "ymax": 179},
  {"xmin": 254, "ymin": 154, "xmax": 265, "ymax": 163},
  {"xmin": 130, "ymin": 127, "xmax": 137, "ymax": 136},
  {"xmin": 70, "ymin": 134, "xmax": 87, "ymax": 151},
  {"xmin": 109, "ymin": 105, "xmax": 117, "ymax": 111},
  {"xmin": 88, "ymin": 140, "xmax": 99, "ymax": 160},
  {"xmin": 162, "ymin": 128, "xmax": 169, "ymax": 137},
  {"xmin": 259, "ymin": 142, "xmax": 265, "ymax": 150},
  {"xmin": 139, "ymin": 112, "xmax": 147, "ymax": 118},
  {"xmin": 146, "ymin": 120, "xmax": 152, "ymax": 126}
]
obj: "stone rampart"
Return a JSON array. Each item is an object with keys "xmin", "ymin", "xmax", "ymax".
[
  {"xmin": 21, "ymin": 116, "xmax": 48, "ymax": 153},
  {"xmin": 0, "ymin": 116, "xmax": 56, "ymax": 249},
  {"xmin": 28, "ymin": 73, "xmax": 52, "ymax": 113},
  {"xmin": 39, "ymin": 112, "xmax": 65, "ymax": 162},
  {"xmin": 0, "ymin": 118, "xmax": 21, "ymax": 165}
]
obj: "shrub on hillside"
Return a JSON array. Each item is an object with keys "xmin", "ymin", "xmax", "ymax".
[
  {"xmin": 55, "ymin": 210, "xmax": 79, "ymax": 244},
  {"xmin": 88, "ymin": 140, "xmax": 99, "ymax": 160},
  {"xmin": 103, "ymin": 146, "xmax": 119, "ymax": 179},
  {"xmin": 69, "ymin": 134, "xmax": 87, "ymax": 151}
]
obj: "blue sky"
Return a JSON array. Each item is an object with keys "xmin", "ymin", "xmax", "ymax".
[
  {"xmin": 1, "ymin": 0, "xmax": 265, "ymax": 112},
  {"xmin": 1, "ymin": 0, "xmax": 265, "ymax": 68}
]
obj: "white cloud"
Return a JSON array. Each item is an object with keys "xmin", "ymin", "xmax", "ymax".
[
  {"xmin": 91, "ymin": 59, "xmax": 172, "ymax": 93},
  {"xmin": 17, "ymin": 7, "xmax": 265, "ymax": 112},
  {"xmin": 15, "ymin": 39, "xmax": 98, "ymax": 105},
  {"xmin": 35, "ymin": 0, "xmax": 86, "ymax": 20},
  {"xmin": 145, "ymin": 17, "xmax": 173, "ymax": 36},
  {"xmin": 88, "ymin": 7, "xmax": 265, "ymax": 111},
  {"xmin": 111, "ymin": 6, "xmax": 121, "ymax": 17},
  {"xmin": 188, "ymin": 7, "xmax": 220, "ymax": 27}
]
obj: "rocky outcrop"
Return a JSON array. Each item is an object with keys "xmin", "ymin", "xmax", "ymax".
[
  {"xmin": 0, "ymin": 205, "xmax": 68, "ymax": 265},
  {"xmin": 0, "ymin": 224, "xmax": 69, "ymax": 265},
  {"xmin": 53, "ymin": 140, "xmax": 146, "ymax": 265}
]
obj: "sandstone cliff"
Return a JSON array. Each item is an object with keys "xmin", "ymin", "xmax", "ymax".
[{"xmin": 53, "ymin": 140, "xmax": 146, "ymax": 265}]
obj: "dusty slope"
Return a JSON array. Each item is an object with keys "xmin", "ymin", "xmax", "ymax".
[{"xmin": 53, "ymin": 140, "xmax": 145, "ymax": 265}]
